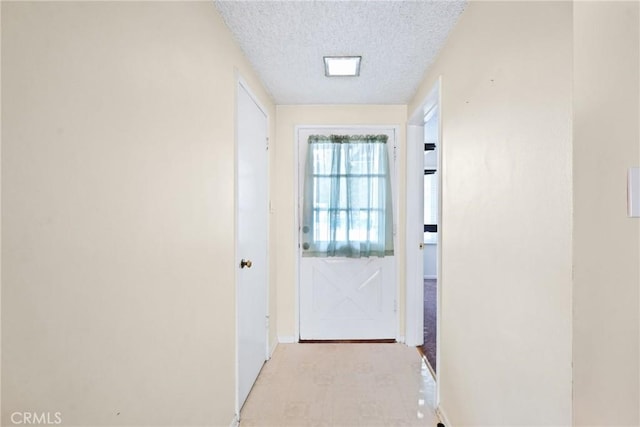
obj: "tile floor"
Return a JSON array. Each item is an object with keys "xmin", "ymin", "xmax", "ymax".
[{"xmin": 239, "ymin": 343, "xmax": 438, "ymax": 426}]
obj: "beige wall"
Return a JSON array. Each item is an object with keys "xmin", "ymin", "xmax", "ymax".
[
  {"xmin": 409, "ymin": 2, "xmax": 573, "ymax": 425},
  {"xmin": 1, "ymin": 2, "xmax": 275, "ymax": 426},
  {"xmin": 274, "ymin": 105, "xmax": 407, "ymax": 339},
  {"xmin": 573, "ymin": 2, "xmax": 640, "ymax": 425}
]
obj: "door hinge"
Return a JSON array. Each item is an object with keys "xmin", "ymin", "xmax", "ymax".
[
  {"xmin": 266, "ymin": 137, "xmax": 269, "ymax": 151},
  {"xmin": 394, "ymin": 299, "xmax": 397, "ymax": 313},
  {"xmin": 265, "ymin": 315, "xmax": 270, "ymax": 330}
]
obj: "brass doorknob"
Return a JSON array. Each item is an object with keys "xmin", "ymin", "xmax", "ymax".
[{"xmin": 240, "ymin": 259, "xmax": 252, "ymax": 269}]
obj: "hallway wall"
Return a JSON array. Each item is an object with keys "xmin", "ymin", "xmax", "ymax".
[
  {"xmin": 274, "ymin": 105, "xmax": 407, "ymax": 340},
  {"xmin": 573, "ymin": 2, "xmax": 640, "ymax": 425},
  {"xmin": 409, "ymin": 2, "xmax": 573, "ymax": 425},
  {"xmin": 1, "ymin": 2, "xmax": 275, "ymax": 426}
]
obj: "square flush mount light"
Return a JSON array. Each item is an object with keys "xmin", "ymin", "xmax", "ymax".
[{"xmin": 324, "ymin": 56, "xmax": 361, "ymax": 77}]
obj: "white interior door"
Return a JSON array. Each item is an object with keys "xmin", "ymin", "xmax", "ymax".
[
  {"xmin": 298, "ymin": 128, "xmax": 397, "ymax": 340},
  {"xmin": 236, "ymin": 81, "xmax": 268, "ymax": 410}
]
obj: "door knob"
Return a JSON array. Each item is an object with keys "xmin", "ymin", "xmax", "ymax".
[
  {"xmin": 240, "ymin": 259, "xmax": 252, "ymax": 269},
  {"xmin": 419, "ymin": 243, "xmax": 424, "ymax": 249}
]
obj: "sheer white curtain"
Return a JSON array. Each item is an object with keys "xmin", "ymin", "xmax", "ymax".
[{"xmin": 301, "ymin": 134, "xmax": 394, "ymax": 258}]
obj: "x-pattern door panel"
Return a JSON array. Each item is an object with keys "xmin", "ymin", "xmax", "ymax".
[
  {"xmin": 312, "ymin": 259, "xmax": 383, "ymax": 320},
  {"xmin": 300, "ymin": 257, "xmax": 395, "ymax": 339}
]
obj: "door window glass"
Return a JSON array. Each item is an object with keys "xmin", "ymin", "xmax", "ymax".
[{"xmin": 302, "ymin": 135, "xmax": 394, "ymax": 258}]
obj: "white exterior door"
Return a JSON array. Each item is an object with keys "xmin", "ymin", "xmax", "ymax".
[
  {"xmin": 298, "ymin": 128, "xmax": 397, "ymax": 340},
  {"xmin": 236, "ymin": 82, "xmax": 268, "ymax": 410}
]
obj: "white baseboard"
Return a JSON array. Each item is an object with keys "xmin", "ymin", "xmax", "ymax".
[
  {"xmin": 397, "ymin": 335, "xmax": 406, "ymax": 344},
  {"xmin": 278, "ymin": 335, "xmax": 297, "ymax": 344},
  {"xmin": 437, "ymin": 404, "xmax": 452, "ymax": 427},
  {"xmin": 424, "ymin": 274, "xmax": 437, "ymax": 280}
]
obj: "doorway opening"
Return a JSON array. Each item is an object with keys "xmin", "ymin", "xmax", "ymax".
[
  {"xmin": 419, "ymin": 105, "xmax": 439, "ymax": 374},
  {"xmin": 405, "ymin": 79, "xmax": 441, "ymax": 401}
]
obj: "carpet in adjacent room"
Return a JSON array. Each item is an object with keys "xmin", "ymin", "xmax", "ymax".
[{"xmin": 419, "ymin": 278, "xmax": 437, "ymax": 372}]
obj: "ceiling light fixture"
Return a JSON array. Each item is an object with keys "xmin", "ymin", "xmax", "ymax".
[{"xmin": 323, "ymin": 56, "xmax": 361, "ymax": 77}]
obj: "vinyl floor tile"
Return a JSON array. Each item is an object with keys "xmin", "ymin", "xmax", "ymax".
[{"xmin": 239, "ymin": 343, "xmax": 438, "ymax": 427}]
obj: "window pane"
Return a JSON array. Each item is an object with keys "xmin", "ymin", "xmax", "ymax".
[
  {"xmin": 315, "ymin": 177, "xmax": 331, "ymax": 206},
  {"xmin": 336, "ymin": 210, "xmax": 347, "ymax": 241},
  {"xmin": 424, "ymin": 172, "xmax": 438, "ymax": 225},
  {"xmin": 315, "ymin": 210, "xmax": 329, "ymax": 242}
]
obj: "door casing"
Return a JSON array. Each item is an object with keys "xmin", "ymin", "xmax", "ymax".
[{"xmin": 406, "ymin": 78, "xmax": 442, "ymax": 404}]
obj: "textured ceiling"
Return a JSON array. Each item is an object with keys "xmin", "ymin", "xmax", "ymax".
[{"xmin": 214, "ymin": 1, "xmax": 466, "ymax": 105}]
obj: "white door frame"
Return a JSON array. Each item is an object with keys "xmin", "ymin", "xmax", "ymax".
[
  {"xmin": 294, "ymin": 125, "xmax": 401, "ymax": 342},
  {"xmin": 405, "ymin": 78, "xmax": 442, "ymax": 396},
  {"xmin": 234, "ymin": 75, "xmax": 270, "ymax": 418},
  {"xmin": 405, "ymin": 121, "xmax": 425, "ymax": 347}
]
